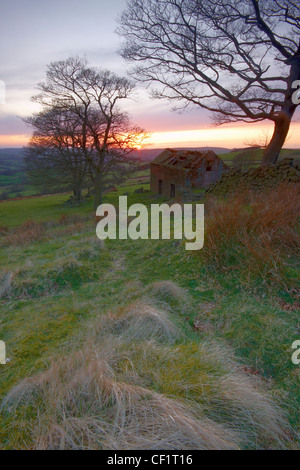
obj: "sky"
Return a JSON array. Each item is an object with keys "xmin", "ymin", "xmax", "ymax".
[{"xmin": 0, "ymin": 0, "xmax": 299, "ymax": 150}]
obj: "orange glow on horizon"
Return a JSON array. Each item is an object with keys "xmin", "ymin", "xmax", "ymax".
[
  {"xmin": 1, "ymin": 122, "xmax": 300, "ymax": 149},
  {"xmin": 147, "ymin": 122, "xmax": 300, "ymax": 149},
  {"xmin": 0, "ymin": 134, "xmax": 30, "ymax": 147}
]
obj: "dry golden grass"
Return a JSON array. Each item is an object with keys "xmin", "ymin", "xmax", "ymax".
[
  {"xmin": 0, "ymin": 214, "xmax": 93, "ymax": 247},
  {"xmin": 2, "ymin": 348, "xmax": 240, "ymax": 450},
  {"xmin": 128, "ymin": 340, "xmax": 292, "ymax": 449},
  {"xmin": 52, "ymin": 221, "xmax": 86, "ymax": 238},
  {"xmin": 92, "ymin": 301, "xmax": 180, "ymax": 343},
  {"xmin": 148, "ymin": 280, "xmax": 189, "ymax": 304},
  {"xmin": 0, "ymin": 272, "xmax": 13, "ymax": 298},
  {"xmin": 58, "ymin": 213, "xmax": 86, "ymax": 225},
  {"xmin": 203, "ymin": 184, "xmax": 300, "ymax": 282},
  {"xmin": 7, "ymin": 220, "xmax": 46, "ymax": 246},
  {"xmin": 0, "ymin": 225, "xmax": 9, "ymax": 236},
  {"xmin": 2, "ymin": 298, "xmax": 294, "ymax": 450}
]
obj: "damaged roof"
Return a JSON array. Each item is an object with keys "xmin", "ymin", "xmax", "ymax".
[{"xmin": 151, "ymin": 148, "xmax": 226, "ymax": 170}]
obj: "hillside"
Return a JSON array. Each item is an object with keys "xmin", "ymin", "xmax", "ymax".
[
  {"xmin": 0, "ymin": 179, "xmax": 299, "ymax": 449},
  {"xmin": 1, "ymin": 147, "xmax": 299, "ymax": 201},
  {"xmin": 0, "ymin": 148, "xmax": 25, "ymax": 187},
  {"xmin": 0, "ymin": 148, "xmax": 31, "ymax": 199},
  {"xmin": 131, "ymin": 146, "xmax": 232, "ymax": 162},
  {"xmin": 0, "ymin": 148, "xmax": 25, "ymax": 168}
]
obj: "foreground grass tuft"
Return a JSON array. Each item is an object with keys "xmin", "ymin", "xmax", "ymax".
[{"xmin": 2, "ymin": 300, "xmax": 293, "ymax": 450}]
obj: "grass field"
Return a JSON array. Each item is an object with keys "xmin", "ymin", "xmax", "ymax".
[
  {"xmin": 0, "ymin": 170, "xmax": 151, "ymax": 228},
  {"xmin": 220, "ymin": 148, "xmax": 300, "ymax": 167},
  {"xmin": 0, "ymin": 177, "xmax": 299, "ymax": 449},
  {"xmin": 1, "ymin": 147, "xmax": 299, "ymax": 200}
]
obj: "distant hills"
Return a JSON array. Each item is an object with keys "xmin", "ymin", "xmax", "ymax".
[
  {"xmin": 0, "ymin": 148, "xmax": 27, "ymax": 199},
  {"xmin": 1, "ymin": 146, "xmax": 299, "ymax": 200},
  {"xmin": 0, "ymin": 148, "xmax": 25, "ymax": 173},
  {"xmin": 0, "ymin": 146, "xmax": 232, "ymax": 173},
  {"xmin": 0, "ymin": 146, "xmax": 232, "ymax": 200},
  {"xmin": 131, "ymin": 146, "xmax": 232, "ymax": 162}
]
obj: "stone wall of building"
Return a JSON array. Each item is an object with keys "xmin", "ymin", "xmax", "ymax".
[
  {"xmin": 151, "ymin": 160, "xmax": 226, "ymax": 198},
  {"xmin": 206, "ymin": 158, "xmax": 300, "ymax": 196},
  {"xmin": 150, "ymin": 164, "xmax": 188, "ymax": 198}
]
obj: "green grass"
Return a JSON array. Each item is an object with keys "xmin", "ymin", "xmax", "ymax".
[
  {"xmin": 0, "ymin": 193, "xmax": 92, "ymax": 228},
  {"xmin": 0, "ymin": 183, "xmax": 299, "ymax": 449},
  {"xmin": 219, "ymin": 148, "xmax": 300, "ymax": 165},
  {"xmin": 0, "ymin": 158, "xmax": 151, "ymax": 200},
  {"xmin": 0, "ymin": 169, "xmax": 152, "ymax": 228},
  {"xmin": 0, "ymin": 171, "xmax": 25, "ymax": 186}
]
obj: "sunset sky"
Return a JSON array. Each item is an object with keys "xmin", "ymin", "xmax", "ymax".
[{"xmin": 1, "ymin": 0, "xmax": 299, "ymax": 150}]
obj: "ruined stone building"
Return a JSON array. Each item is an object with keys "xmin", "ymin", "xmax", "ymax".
[{"xmin": 150, "ymin": 149, "xmax": 228, "ymax": 198}]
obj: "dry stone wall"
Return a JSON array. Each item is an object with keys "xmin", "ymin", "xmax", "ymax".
[{"xmin": 206, "ymin": 158, "xmax": 300, "ymax": 196}]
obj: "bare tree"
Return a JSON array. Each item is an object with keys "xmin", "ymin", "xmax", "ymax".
[
  {"xmin": 25, "ymin": 107, "xmax": 88, "ymax": 201},
  {"xmin": 118, "ymin": 0, "xmax": 300, "ymax": 164},
  {"xmin": 244, "ymin": 129, "xmax": 271, "ymax": 149},
  {"xmin": 29, "ymin": 57, "xmax": 146, "ymax": 207}
]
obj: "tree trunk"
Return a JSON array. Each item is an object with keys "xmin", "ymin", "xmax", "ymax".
[
  {"xmin": 72, "ymin": 174, "xmax": 83, "ymax": 202},
  {"xmin": 93, "ymin": 174, "xmax": 103, "ymax": 209},
  {"xmin": 262, "ymin": 114, "xmax": 292, "ymax": 165},
  {"xmin": 73, "ymin": 186, "xmax": 82, "ymax": 202},
  {"xmin": 263, "ymin": 59, "xmax": 300, "ymax": 165},
  {"xmin": 93, "ymin": 152, "xmax": 105, "ymax": 209}
]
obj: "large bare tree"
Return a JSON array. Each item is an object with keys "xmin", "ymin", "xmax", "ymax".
[
  {"xmin": 25, "ymin": 107, "xmax": 89, "ymax": 201},
  {"xmin": 118, "ymin": 0, "xmax": 300, "ymax": 164},
  {"xmin": 29, "ymin": 57, "xmax": 146, "ymax": 206}
]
